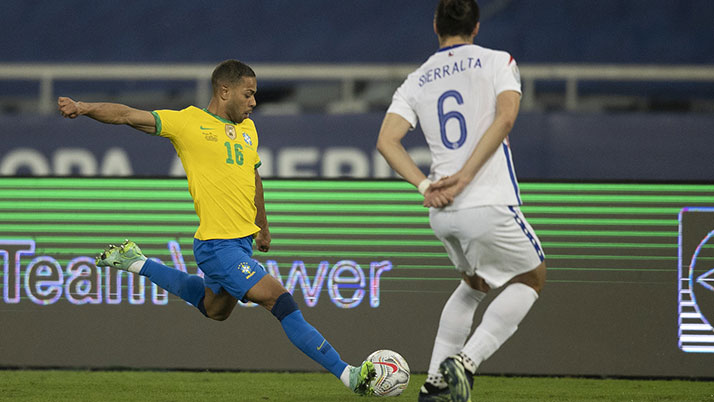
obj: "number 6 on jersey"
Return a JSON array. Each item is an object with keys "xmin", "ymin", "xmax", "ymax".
[{"xmin": 438, "ymin": 90, "xmax": 467, "ymax": 150}]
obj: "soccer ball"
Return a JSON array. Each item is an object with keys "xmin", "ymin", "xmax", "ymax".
[{"xmin": 367, "ymin": 349, "xmax": 410, "ymax": 397}]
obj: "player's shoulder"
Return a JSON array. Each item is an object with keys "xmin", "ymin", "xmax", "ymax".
[
  {"xmin": 419, "ymin": 44, "xmax": 513, "ymax": 67},
  {"xmin": 180, "ymin": 105, "xmax": 204, "ymax": 115},
  {"xmin": 154, "ymin": 105, "xmax": 198, "ymax": 116},
  {"xmin": 473, "ymin": 45, "xmax": 515, "ymax": 65},
  {"xmin": 239, "ymin": 117, "xmax": 257, "ymax": 131}
]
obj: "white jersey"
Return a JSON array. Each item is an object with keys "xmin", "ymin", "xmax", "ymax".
[{"xmin": 387, "ymin": 43, "xmax": 523, "ymax": 210}]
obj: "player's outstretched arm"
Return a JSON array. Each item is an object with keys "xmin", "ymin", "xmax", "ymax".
[{"xmin": 57, "ymin": 96, "xmax": 157, "ymax": 134}]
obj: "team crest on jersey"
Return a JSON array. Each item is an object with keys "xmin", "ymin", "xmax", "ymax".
[
  {"xmin": 225, "ymin": 124, "xmax": 237, "ymax": 140},
  {"xmin": 238, "ymin": 262, "xmax": 251, "ymax": 274},
  {"xmin": 242, "ymin": 132, "xmax": 252, "ymax": 146}
]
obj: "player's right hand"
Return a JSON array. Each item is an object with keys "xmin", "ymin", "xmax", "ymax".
[
  {"xmin": 57, "ymin": 96, "xmax": 80, "ymax": 118},
  {"xmin": 254, "ymin": 229, "xmax": 271, "ymax": 253},
  {"xmin": 424, "ymin": 174, "xmax": 470, "ymax": 208},
  {"xmin": 423, "ymin": 185, "xmax": 454, "ymax": 208}
]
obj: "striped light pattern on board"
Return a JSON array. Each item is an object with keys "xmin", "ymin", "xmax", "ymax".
[{"xmin": 1, "ymin": 178, "xmax": 713, "ymax": 316}]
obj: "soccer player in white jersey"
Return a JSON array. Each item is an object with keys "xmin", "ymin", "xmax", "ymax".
[{"xmin": 376, "ymin": 1, "xmax": 546, "ymax": 401}]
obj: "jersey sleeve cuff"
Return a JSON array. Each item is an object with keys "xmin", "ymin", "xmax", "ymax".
[
  {"xmin": 150, "ymin": 111, "xmax": 162, "ymax": 136},
  {"xmin": 496, "ymin": 87, "xmax": 522, "ymax": 96},
  {"xmin": 385, "ymin": 107, "xmax": 418, "ymax": 129}
]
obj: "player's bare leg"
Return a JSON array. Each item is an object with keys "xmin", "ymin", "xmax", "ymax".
[
  {"xmin": 462, "ymin": 272, "xmax": 492, "ymax": 292},
  {"xmin": 508, "ymin": 261, "xmax": 546, "ymax": 293},
  {"xmin": 244, "ymin": 274, "xmax": 290, "ymax": 310},
  {"xmin": 202, "ymin": 288, "xmax": 238, "ymax": 321}
]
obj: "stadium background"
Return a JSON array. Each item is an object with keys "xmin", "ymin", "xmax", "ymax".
[{"xmin": 1, "ymin": 0, "xmax": 714, "ymax": 380}]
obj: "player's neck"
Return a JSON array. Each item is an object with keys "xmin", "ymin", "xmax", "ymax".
[
  {"xmin": 438, "ymin": 36, "xmax": 473, "ymax": 49},
  {"xmin": 206, "ymin": 99, "xmax": 233, "ymax": 123}
]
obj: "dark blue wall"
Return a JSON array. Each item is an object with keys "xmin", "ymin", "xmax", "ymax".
[
  {"xmin": 2, "ymin": 112, "xmax": 712, "ymax": 181},
  {"xmin": 2, "ymin": 0, "xmax": 712, "ymax": 64}
]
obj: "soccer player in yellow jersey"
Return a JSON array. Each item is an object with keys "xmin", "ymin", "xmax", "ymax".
[{"xmin": 57, "ymin": 60, "xmax": 376, "ymax": 395}]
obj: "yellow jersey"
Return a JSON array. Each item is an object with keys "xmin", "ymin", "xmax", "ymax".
[{"xmin": 151, "ymin": 106, "xmax": 262, "ymax": 240}]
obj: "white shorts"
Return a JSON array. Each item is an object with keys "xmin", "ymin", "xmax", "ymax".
[{"xmin": 429, "ymin": 205, "xmax": 545, "ymax": 288}]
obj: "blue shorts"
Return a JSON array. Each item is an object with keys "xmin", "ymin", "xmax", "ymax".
[{"xmin": 193, "ymin": 237, "xmax": 268, "ymax": 302}]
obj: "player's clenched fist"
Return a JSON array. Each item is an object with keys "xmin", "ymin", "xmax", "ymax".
[
  {"xmin": 254, "ymin": 230, "xmax": 271, "ymax": 253},
  {"xmin": 57, "ymin": 96, "xmax": 81, "ymax": 118}
]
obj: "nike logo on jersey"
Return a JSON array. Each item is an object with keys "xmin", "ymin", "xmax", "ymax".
[
  {"xmin": 200, "ymin": 125, "xmax": 215, "ymax": 130},
  {"xmin": 316, "ymin": 339, "xmax": 327, "ymax": 351}
]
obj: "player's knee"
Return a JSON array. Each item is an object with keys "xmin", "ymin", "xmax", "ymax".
[
  {"xmin": 207, "ymin": 310, "xmax": 231, "ymax": 321},
  {"xmin": 204, "ymin": 303, "xmax": 233, "ymax": 321},
  {"xmin": 208, "ymin": 314, "xmax": 229, "ymax": 321},
  {"xmin": 532, "ymin": 261, "xmax": 547, "ymax": 292},
  {"xmin": 525, "ymin": 279, "xmax": 544, "ymax": 294},
  {"xmin": 270, "ymin": 292, "xmax": 299, "ymax": 322},
  {"xmin": 511, "ymin": 277, "xmax": 544, "ymax": 294},
  {"xmin": 202, "ymin": 295, "xmax": 237, "ymax": 321}
]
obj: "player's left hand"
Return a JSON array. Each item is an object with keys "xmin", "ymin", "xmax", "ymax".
[
  {"xmin": 427, "ymin": 173, "xmax": 470, "ymax": 205},
  {"xmin": 423, "ymin": 187, "xmax": 453, "ymax": 208},
  {"xmin": 254, "ymin": 229, "xmax": 271, "ymax": 252}
]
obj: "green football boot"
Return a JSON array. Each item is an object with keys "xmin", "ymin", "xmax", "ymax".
[
  {"xmin": 349, "ymin": 360, "xmax": 376, "ymax": 396},
  {"xmin": 95, "ymin": 239, "xmax": 147, "ymax": 273}
]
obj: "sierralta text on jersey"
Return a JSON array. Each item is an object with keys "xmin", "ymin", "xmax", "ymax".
[{"xmin": 418, "ymin": 57, "xmax": 482, "ymax": 87}]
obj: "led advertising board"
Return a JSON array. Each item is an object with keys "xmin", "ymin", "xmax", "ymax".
[{"xmin": 1, "ymin": 178, "xmax": 713, "ymax": 377}]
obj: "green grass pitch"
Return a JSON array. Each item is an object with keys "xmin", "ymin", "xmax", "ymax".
[{"xmin": 0, "ymin": 370, "xmax": 713, "ymax": 402}]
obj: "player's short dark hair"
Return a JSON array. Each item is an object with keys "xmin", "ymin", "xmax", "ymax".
[
  {"xmin": 211, "ymin": 60, "xmax": 256, "ymax": 92},
  {"xmin": 435, "ymin": 0, "xmax": 480, "ymax": 38}
]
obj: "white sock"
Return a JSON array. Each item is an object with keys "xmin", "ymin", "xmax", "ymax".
[
  {"xmin": 340, "ymin": 365, "xmax": 352, "ymax": 388},
  {"xmin": 426, "ymin": 374, "xmax": 448, "ymax": 388},
  {"xmin": 129, "ymin": 260, "xmax": 145, "ymax": 274},
  {"xmin": 462, "ymin": 283, "xmax": 538, "ymax": 370},
  {"xmin": 427, "ymin": 281, "xmax": 486, "ymax": 378},
  {"xmin": 458, "ymin": 352, "xmax": 477, "ymax": 374}
]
